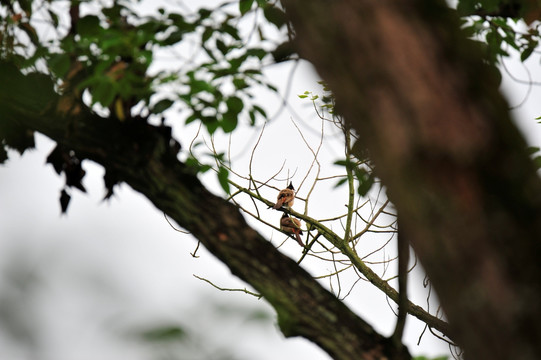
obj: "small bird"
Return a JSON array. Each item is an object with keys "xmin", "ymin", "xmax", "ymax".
[
  {"xmin": 273, "ymin": 182, "xmax": 295, "ymax": 209},
  {"xmin": 280, "ymin": 213, "xmax": 304, "ymax": 247}
]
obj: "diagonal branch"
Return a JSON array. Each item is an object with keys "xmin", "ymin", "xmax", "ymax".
[{"xmin": 0, "ymin": 61, "xmax": 411, "ymax": 360}]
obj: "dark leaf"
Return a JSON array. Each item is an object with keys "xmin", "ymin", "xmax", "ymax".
[
  {"xmin": 138, "ymin": 325, "xmax": 186, "ymax": 342},
  {"xmin": 48, "ymin": 52, "xmax": 71, "ymax": 78},
  {"xmin": 185, "ymin": 113, "xmax": 199, "ymax": 125},
  {"xmin": 48, "ymin": 9, "xmax": 60, "ymax": 27},
  {"xmin": 355, "ymin": 167, "xmax": 374, "ymax": 196},
  {"xmin": 216, "ymin": 38, "xmax": 229, "ymax": 55},
  {"xmin": 226, "ymin": 96, "xmax": 244, "ymax": 114},
  {"xmin": 0, "ymin": 120, "xmax": 35, "ymax": 155},
  {"xmin": 103, "ymin": 169, "xmax": 120, "ymax": 200},
  {"xmin": 198, "ymin": 8, "xmax": 212, "ymax": 20},
  {"xmin": 92, "ymin": 78, "xmax": 117, "ymax": 107},
  {"xmin": 239, "ymin": 0, "xmax": 254, "ymax": 15},
  {"xmin": 252, "ymin": 104, "xmax": 267, "ymax": 119},
  {"xmin": 272, "ymin": 41, "xmax": 295, "ymax": 62},
  {"xmin": 19, "ymin": 22, "xmax": 40, "ymax": 46},
  {"xmin": 334, "ymin": 158, "xmax": 356, "ymax": 169},
  {"xmin": 334, "ymin": 177, "xmax": 348, "ymax": 188},
  {"xmin": 0, "ymin": 145, "xmax": 8, "ymax": 164},
  {"xmin": 46, "ymin": 145, "xmax": 64, "ymax": 174},
  {"xmin": 263, "ymin": 5, "xmax": 287, "ymax": 29},
  {"xmin": 221, "ymin": 23, "xmax": 241, "ymax": 41},
  {"xmin": 248, "ymin": 109, "xmax": 256, "ymax": 125},
  {"xmin": 65, "ymin": 160, "xmax": 87, "ymax": 193},
  {"xmin": 77, "ymin": 15, "xmax": 101, "ymax": 38},
  {"xmin": 60, "ymin": 189, "xmax": 71, "ymax": 214},
  {"xmin": 456, "ymin": 0, "xmax": 478, "ymax": 16},
  {"xmin": 246, "ymin": 47, "xmax": 267, "ymax": 60},
  {"xmin": 162, "ymin": 29, "xmax": 185, "ymax": 46},
  {"xmin": 202, "ymin": 26, "xmax": 214, "ymax": 43},
  {"xmin": 151, "ymin": 99, "xmax": 174, "ymax": 114},
  {"xmin": 204, "ymin": 117, "xmax": 220, "ymax": 134},
  {"xmin": 521, "ymin": 45, "xmax": 535, "ymax": 62},
  {"xmin": 221, "ymin": 111, "xmax": 238, "ymax": 133}
]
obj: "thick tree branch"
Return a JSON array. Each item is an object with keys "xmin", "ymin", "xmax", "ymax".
[
  {"xmin": 0, "ymin": 62, "xmax": 410, "ymax": 360},
  {"xmin": 282, "ymin": 0, "xmax": 541, "ymax": 359}
]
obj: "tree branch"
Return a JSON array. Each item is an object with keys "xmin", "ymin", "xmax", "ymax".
[{"xmin": 0, "ymin": 61, "xmax": 410, "ymax": 360}]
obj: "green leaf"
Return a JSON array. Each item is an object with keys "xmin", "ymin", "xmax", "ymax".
[
  {"xmin": 480, "ymin": 0, "xmax": 499, "ymax": 12},
  {"xmin": 202, "ymin": 26, "xmax": 214, "ymax": 43},
  {"xmin": 19, "ymin": 22, "xmax": 39, "ymax": 46},
  {"xmin": 48, "ymin": 53, "xmax": 71, "ymax": 78},
  {"xmin": 252, "ymin": 104, "xmax": 267, "ymax": 119},
  {"xmin": 239, "ymin": 0, "xmax": 254, "ymax": 15},
  {"xmin": 92, "ymin": 78, "xmax": 117, "ymax": 107},
  {"xmin": 246, "ymin": 47, "xmax": 267, "ymax": 60},
  {"xmin": 334, "ymin": 177, "xmax": 348, "ymax": 188},
  {"xmin": 221, "ymin": 23, "xmax": 241, "ymax": 41},
  {"xmin": 263, "ymin": 5, "xmax": 287, "ymax": 29},
  {"xmin": 221, "ymin": 111, "xmax": 238, "ymax": 133},
  {"xmin": 151, "ymin": 99, "xmax": 174, "ymax": 114},
  {"xmin": 138, "ymin": 326, "xmax": 186, "ymax": 343},
  {"xmin": 77, "ymin": 15, "xmax": 101, "ymax": 38},
  {"xmin": 162, "ymin": 29, "xmax": 185, "ymax": 46},
  {"xmin": 334, "ymin": 158, "xmax": 356, "ymax": 169},
  {"xmin": 355, "ymin": 167, "xmax": 374, "ymax": 196},
  {"xmin": 248, "ymin": 109, "xmax": 256, "ymax": 125},
  {"xmin": 456, "ymin": 0, "xmax": 477, "ymax": 15},
  {"xmin": 0, "ymin": 119, "xmax": 35, "ymax": 155},
  {"xmin": 198, "ymin": 8, "xmax": 212, "ymax": 20},
  {"xmin": 216, "ymin": 38, "xmax": 229, "ymax": 55},
  {"xmin": 217, "ymin": 166, "xmax": 231, "ymax": 194},
  {"xmin": 521, "ymin": 45, "xmax": 535, "ymax": 62},
  {"xmin": 204, "ymin": 117, "xmax": 220, "ymax": 134},
  {"xmin": 226, "ymin": 96, "xmax": 244, "ymax": 114},
  {"xmin": 232, "ymin": 77, "xmax": 248, "ymax": 90},
  {"xmin": 222, "ymin": 97, "xmax": 243, "ymax": 132}
]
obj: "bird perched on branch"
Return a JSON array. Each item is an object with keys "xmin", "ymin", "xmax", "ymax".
[
  {"xmin": 280, "ymin": 213, "xmax": 304, "ymax": 247},
  {"xmin": 273, "ymin": 182, "xmax": 295, "ymax": 209}
]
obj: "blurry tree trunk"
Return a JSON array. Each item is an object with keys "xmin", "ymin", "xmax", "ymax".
[{"xmin": 282, "ymin": 0, "xmax": 541, "ymax": 359}]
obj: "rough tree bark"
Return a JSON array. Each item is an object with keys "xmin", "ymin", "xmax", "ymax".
[
  {"xmin": 0, "ymin": 62, "xmax": 410, "ymax": 359},
  {"xmin": 281, "ymin": 0, "xmax": 541, "ymax": 359}
]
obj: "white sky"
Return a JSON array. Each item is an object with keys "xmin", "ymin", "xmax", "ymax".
[{"xmin": 1, "ymin": 1, "xmax": 541, "ymax": 359}]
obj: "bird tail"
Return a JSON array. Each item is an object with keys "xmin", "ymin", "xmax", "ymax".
[{"xmin": 295, "ymin": 232, "xmax": 304, "ymax": 247}]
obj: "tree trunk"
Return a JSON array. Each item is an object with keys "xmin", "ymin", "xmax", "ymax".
[{"xmin": 282, "ymin": 1, "xmax": 541, "ymax": 359}]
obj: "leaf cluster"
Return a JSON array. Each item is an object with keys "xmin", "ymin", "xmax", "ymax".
[{"xmin": 458, "ymin": 0, "xmax": 541, "ymax": 68}]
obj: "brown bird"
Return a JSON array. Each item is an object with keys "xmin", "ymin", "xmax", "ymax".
[
  {"xmin": 280, "ymin": 213, "xmax": 304, "ymax": 247},
  {"xmin": 273, "ymin": 182, "xmax": 295, "ymax": 209}
]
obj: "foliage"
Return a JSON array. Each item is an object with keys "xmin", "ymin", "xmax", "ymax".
[
  {"xmin": 457, "ymin": 0, "xmax": 541, "ymax": 72},
  {"xmin": 0, "ymin": 0, "xmax": 290, "ymax": 209}
]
